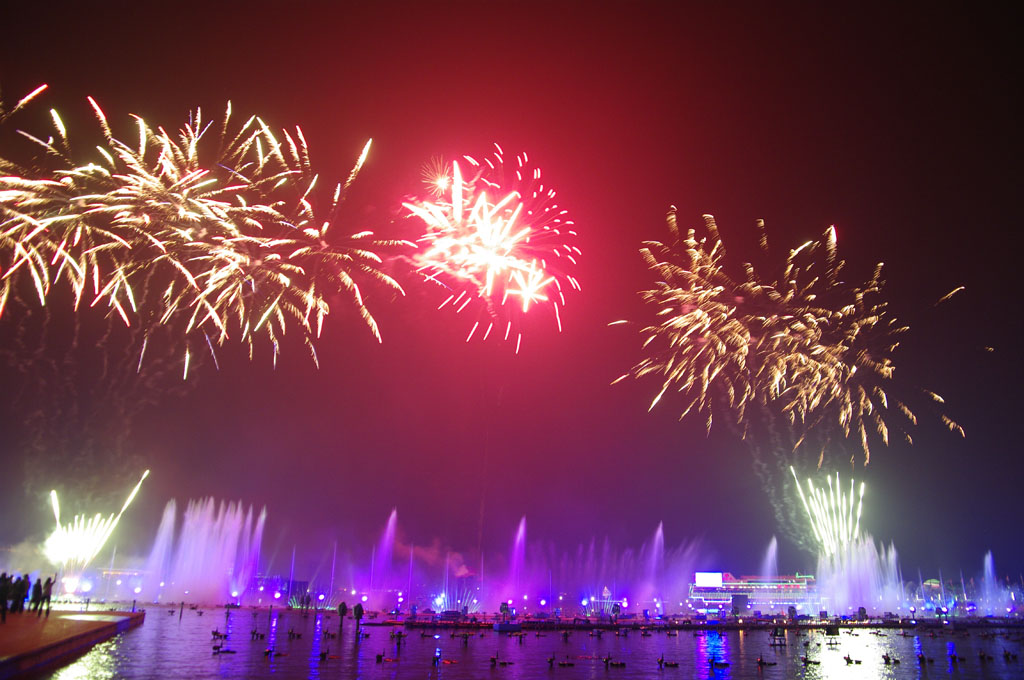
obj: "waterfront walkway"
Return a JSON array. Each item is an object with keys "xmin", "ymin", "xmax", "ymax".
[{"xmin": 0, "ymin": 609, "xmax": 144, "ymax": 678}]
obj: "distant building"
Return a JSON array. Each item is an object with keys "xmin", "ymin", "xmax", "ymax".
[{"xmin": 689, "ymin": 572, "xmax": 817, "ymax": 613}]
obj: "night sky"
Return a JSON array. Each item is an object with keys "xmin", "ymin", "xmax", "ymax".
[{"xmin": 1, "ymin": 2, "xmax": 1021, "ymax": 581}]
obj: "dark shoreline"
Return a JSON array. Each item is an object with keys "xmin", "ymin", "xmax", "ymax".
[{"xmin": 367, "ymin": 617, "xmax": 1024, "ymax": 631}]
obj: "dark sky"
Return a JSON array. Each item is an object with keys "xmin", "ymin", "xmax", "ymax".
[{"xmin": 1, "ymin": 2, "xmax": 1021, "ymax": 581}]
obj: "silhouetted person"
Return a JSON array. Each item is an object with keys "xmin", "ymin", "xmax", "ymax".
[
  {"xmin": 40, "ymin": 576, "xmax": 55, "ymax": 617},
  {"xmin": 18, "ymin": 576, "xmax": 30, "ymax": 613},
  {"xmin": 12, "ymin": 576, "xmax": 26, "ymax": 613},
  {"xmin": 30, "ymin": 578, "xmax": 43, "ymax": 613},
  {"xmin": 0, "ymin": 573, "xmax": 9, "ymax": 623}
]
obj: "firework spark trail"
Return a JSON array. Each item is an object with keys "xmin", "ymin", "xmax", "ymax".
[
  {"xmin": 1, "ymin": 88, "xmax": 406, "ymax": 371},
  {"xmin": 403, "ymin": 145, "xmax": 581, "ymax": 351},
  {"xmin": 790, "ymin": 466, "xmax": 864, "ymax": 558},
  {"xmin": 614, "ymin": 209, "xmax": 963, "ymax": 463},
  {"xmin": 43, "ymin": 469, "xmax": 150, "ymax": 588}
]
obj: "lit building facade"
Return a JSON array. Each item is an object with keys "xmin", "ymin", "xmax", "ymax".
[{"xmin": 688, "ymin": 572, "xmax": 818, "ymax": 613}]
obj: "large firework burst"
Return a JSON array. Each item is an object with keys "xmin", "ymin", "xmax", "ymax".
[
  {"xmin": 1, "ymin": 86, "xmax": 405, "ymax": 372},
  {"xmin": 615, "ymin": 209, "xmax": 962, "ymax": 464},
  {"xmin": 403, "ymin": 145, "xmax": 580, "ymax": 352}
]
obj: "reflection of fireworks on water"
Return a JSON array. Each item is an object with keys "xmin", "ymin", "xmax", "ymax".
[
  {"xmin": 615, "ymin": 209, "xmax": 963, "ymax": 463},
  {"xmin": 1, "ymin": 87, "xmax": 404, "ymax": 372},
  {"xmin": 790, "ymin": 466, "xmax": 864, "ymax": 558},
  {"xmin": 43, "ymin": 469, "xmax": 150, "ymax": 589},
  {"xmin": 404, "ymin": 145, "xmax": 580, "ymax": 352}
]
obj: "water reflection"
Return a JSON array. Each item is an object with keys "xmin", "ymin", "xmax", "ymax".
[
  {"xmin": 695, "ymin": 629, "xmax": 732, "ymax": 677},
  {"xmin": 51, "ymin": 638, "xmax": 120, "ymax": 680},
  {"xmin": 38, "ymin": 611, "xmax": 1024, "ymax": 680}
]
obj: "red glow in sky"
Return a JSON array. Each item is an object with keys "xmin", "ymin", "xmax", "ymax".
[{"xmin": 0, "ymin": 2, "xmax": 1019, "ymax": 576}]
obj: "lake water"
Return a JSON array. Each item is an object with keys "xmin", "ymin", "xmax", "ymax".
[{"xmin": 43, "ymin": 608, "xmax": 1024, "ymax": 679}]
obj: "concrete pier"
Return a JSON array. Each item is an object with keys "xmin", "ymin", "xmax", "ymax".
[{"xmin": 0, "ymin": 610, "xmax": 144, "ymax": 678}]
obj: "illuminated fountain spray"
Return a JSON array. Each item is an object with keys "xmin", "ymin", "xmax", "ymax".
[
  {"xmin": 637, "ymin": 521, "xmax": 665, "ymax": 610},
  {"xmin": 791, "ymin": 468, "xmax": 904, "ymax": 613},
  {"xmin": 508, "ymin": 516, "xmax": 527, "ymax": 600},
  {"xmin": 44, "ymin": 470, "xmax": 150, "ymax": 593},
  {"xmin": 815, "ymin": 536, "xmax": 902, "ymax": 614},
  {"xmin": 979, "ymin": 551, "xmax": 1012, "ymax": 615},
  {"xmin": 983, "ymin": 552, "xmax": 997, "ymax": 608},
  {"xmin": 520, "ymin": 520, "xmax": 697, "ymax": 616},
  {"xmin": 362, "ymin": 509, "xmax": 399, "ymax": 608},
  {"xmin": 433, "ymin": 551, "xmax": 481, "ymax": 614},
  {"xmin": 374, "ymin": 508, "xmax": 398, "ymax": 593},
  {"xmin": 333, "ymin": 514, "xmax": 704, "ymax": 616},
  {"xmin": 143, "ymin": 498, "xmax": 266, "ymax": 603},
  {"xmin": 760, "ymin": 536, "xmax": 779, "ymax": 581}
]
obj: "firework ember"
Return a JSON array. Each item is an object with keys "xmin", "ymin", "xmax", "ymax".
[
  {"xmin": 403, "ymin": 145, "xmax": 580, "ymax": 352},
  {"xmin": 791, "ymin": 466, "xmax": 865, "ymax": 558},
  {"xmin": 1, "ymin": 88, "xmax": 404, "ymax": 372},
  {"xmin": 615, "ymin": 209, "xmax": 962, "ymax": 463}
]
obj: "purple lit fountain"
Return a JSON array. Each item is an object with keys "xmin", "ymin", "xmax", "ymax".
[
  {"xmin": 330, "ymin": 513, "xmax": 707, "ymax": 617},
  {"xmin": 494, "ymin": 519, "xmax": 703, "ymax": 616},
  {"xmin": 979, "ymin": 551, "xmax": 1012, "ymax": 615},
  {"xmin": 760, "ymin": 536, "xmax": 778, "ymax": 582},
  {"xmin": 370, "ymin": 508, "xmax": 398, "ymax": 595},
  {"xmin": 506, "ymin": 516, "xmax": 527, "ymax": 602},
  {"xmin": 815, "ymin": 534, "xmax": 903, "ymax": 614},
  {"xmin": 142, "ymin": 498, "xmax": 266, "ymax": 604}
]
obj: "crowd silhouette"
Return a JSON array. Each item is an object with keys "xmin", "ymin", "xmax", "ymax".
[{"xmin": 0, "ymin": 572, "xmax": 56, "ymax": 622}]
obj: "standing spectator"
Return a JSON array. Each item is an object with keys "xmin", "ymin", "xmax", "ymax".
[
  {"xmin": 12, "ymin": 576, "xmax": 26, "ymax": 613},
  {"xmin": 30, "ymin": 578, "xmax": 42, "ymax": 613},
  {"xmin": 0, "ymin": 573, "xmax": 9, "ymax": 623},
  {"xmin": 41, "ymin": 575, "xmax": 55, "ymax": 617},
  {"xmin": 19, "ymin": 575, "xmax": 30, "ymax": 613}
]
